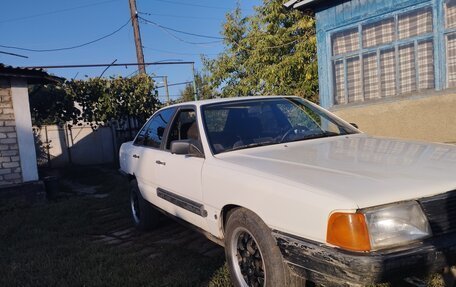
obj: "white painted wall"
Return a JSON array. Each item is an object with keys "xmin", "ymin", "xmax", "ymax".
[
  {"xmin": 11, "ymin": 78, "xmax": 39, "ymax": 182},
  {"xmin": 34, "ymin": 125, "xmax": 116, "ymax": 167}
]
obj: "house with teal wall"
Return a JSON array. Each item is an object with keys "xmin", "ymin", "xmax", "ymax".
[{"xmin": 285, "ymin": 0, "xmax": 456, "ymax": 143}]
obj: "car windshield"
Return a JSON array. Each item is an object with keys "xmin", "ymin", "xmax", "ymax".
[{"xmin": 202, "ymin": 97, "xmax": 359, "ymax": 154}]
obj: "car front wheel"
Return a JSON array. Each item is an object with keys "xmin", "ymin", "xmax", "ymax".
[
  {"xmin": 225, "ymin": 208, "xmax": 300, "ymax": 287},
  {"xmin": 130, "ymin": 179, "xmax": 161, "ymax": 231}
]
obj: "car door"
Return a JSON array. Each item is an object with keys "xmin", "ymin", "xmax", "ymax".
[
  {"xmin": 132, "ymin": 107, "xmax": 176, "ymax": 203},
  {"xmin": 153, "ymin": 106, "xmax": 206, "ymax": 229}
]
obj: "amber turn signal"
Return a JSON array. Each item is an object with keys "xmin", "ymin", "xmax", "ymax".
[{"xmin": 326, "ymin": 212, "xmax": 371, "ymax": 252}]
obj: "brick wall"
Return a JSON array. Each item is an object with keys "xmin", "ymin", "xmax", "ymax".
[{"xmin": 0, "ymin": 78, "xmax": 22, "ymax": 186}]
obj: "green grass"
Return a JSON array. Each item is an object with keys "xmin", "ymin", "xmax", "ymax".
[
  {"xmin": 0, "ymin": 166, "xmax": 450, "ymax": 287},
  {"xmin": 0, "ymin": 166, "xmax": 227, "ymax": 287}
]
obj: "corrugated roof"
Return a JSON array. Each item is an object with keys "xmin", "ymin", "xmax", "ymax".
[
  {"xmin": 284, "ymin": 0, "xmax": 324, "ymax": 9},
  {"xmin": 0, "ymin": 64, "xmax": 63, "ymax": 84}
]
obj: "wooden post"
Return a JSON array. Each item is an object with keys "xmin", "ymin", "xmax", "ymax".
[
  {"xmin": 163, "ymin": 76, "xmax": 170, "ymax": 105},
  {"xmin": 128, "ymin": 0, "xmax": 146, "ymax": 74}
]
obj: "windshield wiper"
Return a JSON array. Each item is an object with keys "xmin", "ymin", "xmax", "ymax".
[
  {"xmin": 230, "ymin": 141, "xmax": 276, "ymax": 151},
  {"xmin": 284, "ymin": 131, "xmax": 341, "ymax": 143}
]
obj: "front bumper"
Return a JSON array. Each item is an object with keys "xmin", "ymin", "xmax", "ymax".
[{"xmin": 273, "ymin": 230, "xmax": 456, "ymax": 286}]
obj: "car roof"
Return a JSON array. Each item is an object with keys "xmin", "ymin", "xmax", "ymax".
[{"xmin": 169, "ymin": 95, "xmax": 301, "ymax": 108}]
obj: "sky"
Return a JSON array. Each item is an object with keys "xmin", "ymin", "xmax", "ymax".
[{"xmin": 0, "ymin": 0, "xmax": 261, "ymax": 102}]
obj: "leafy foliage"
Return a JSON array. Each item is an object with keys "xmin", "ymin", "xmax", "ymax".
[
  {"xmin": 30, "ymin": 74, "xmax": 158, "ymax": 127},
  {"xmin": 203, "ymin": 0, "xmax": 318, "ymax": 102},
  {"xmin": 179, "ymin": 72, "xmax": 219, "ymax": 103},
  {"xmin": 67, "ymin": 74, "xmax": 158, "ymax": 126},
  {"xmin": 29, "ymin": 84, "xmax": 80, "ymax": 126}
]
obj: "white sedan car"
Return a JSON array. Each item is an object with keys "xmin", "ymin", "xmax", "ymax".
[{"xmin": 119, "ymin": 96, "xmax": 456, "ymax": 287}]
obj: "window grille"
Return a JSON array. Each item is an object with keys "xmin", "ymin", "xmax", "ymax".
[
  {"xmin": 380, "ymin": 49, "xmax": 397, "ymax": 97},
  {"xmin": 363, "ymin": 53, "xmax": 380, "ymax": 100},
  {"xmin": 445, "ymin": 0, "xmax": 456, "ymax": 87},
  {"xmin": 398, "ymin": 8, "xmax": 433, "ymax": 39},
  {"xmin": 331, "ymin": 6, "xmax": 434, "ymax": 105},
  {"xmin": 363, "ymin": 18, "xmax": 395, "ymax": 48},
  {"xmin": 332, "ymin": 28, "xmax": 359, "ymax": 56}
]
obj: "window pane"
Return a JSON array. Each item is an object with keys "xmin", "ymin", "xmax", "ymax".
[
  {"xmin": 398, "ymin": 7, "xmax": 433, "ymax": 40},
  {"xmin": 333, "ymin": 60, "xmax": 346, "ymax": 104},
  {"xmin": 166, "ymin": 109, "xmax": 198, "ymax": 149},
  {"xmin": 205, "ymin": 109, "xmax": 229, "ymax": 133},
  {"xmin": 363, "ymin": 53, "xmax": 380, "ymax": 100},
  {"xmin": 332, "ymin": 28, "xmax": 359, "ymax": 56},
  {"xmin": 447, "ymin": 33, "xmax": 456, "ymax": 87},
  {"xmin": 417, "ymin": 40, "xmax": 435, "ymax": 90},
  {"xmin": 380, "ymin": 49, "xmax": 397, "ymax": 97},
  {"xmin": 134, "ymin": 121, "xmax": 151, "ymax": 145},
  {"xmin": 399, "ymin": 44, "xmax": 417, "ymax": 94},
  {"xmin": 144, "ymin": 107, "xmax": 176, "ymax": 148},
  {"xmin": 347, "ymin": 57, "xmax": 362, "ymax": 103},
  {"xmin": 446, "ymin": 0, "xmax": 456, "ymax": 29},
  {"xmin": 362, "ymin": 18, "xmax": 395, "ymax": 48}
]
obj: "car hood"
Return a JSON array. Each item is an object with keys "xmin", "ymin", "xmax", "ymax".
[{"xmin": 216, "ymin": 134, "xmax": 456, "ymax": 208}]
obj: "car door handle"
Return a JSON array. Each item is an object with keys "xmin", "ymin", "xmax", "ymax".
[
  {"xmin": 155, "ymin": 160, "xmax": 166, "ymax": 166},
  {"xmin": 132, "ymin": 154, "xmax": 140, "ymax": 159}
]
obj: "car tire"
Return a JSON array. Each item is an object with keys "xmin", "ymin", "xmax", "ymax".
[
  {"xmin": 224, "ymin": 208, "xmax": 305, "ymax": 287},
  {"xmin": 130, "ymin": 179, "xmax": 161, "ymax": 231}
]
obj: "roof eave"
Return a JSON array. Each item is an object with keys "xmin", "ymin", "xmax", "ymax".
[
  {"xmin": 0, "ymin": 72, "xmax": 64, "ymax": 84},
  {"xmin": 283, "ymin": 0, "xmax": 322, "ymax": 10}
]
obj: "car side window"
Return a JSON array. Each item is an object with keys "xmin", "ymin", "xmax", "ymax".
[
  {"xmin": 134, "ymin": 107, "xmax": 176, "ymax": 148},
  {"xmin": 165, "ymin": 109, "xmax": 202, "ymax": 151}
]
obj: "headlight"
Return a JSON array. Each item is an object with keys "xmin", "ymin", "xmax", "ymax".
[
  {"xmin": 327, "ymin": 201, "xmax": 432, "ymax": 252},
  {"xmin": 363, "ymin": 201, "xmax": 432, "ymax": 250}
]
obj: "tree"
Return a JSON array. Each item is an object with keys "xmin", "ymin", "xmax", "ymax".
[
  {"xmin": 30, "ymin": 74, "xmax": 158, "ymax": 128},
  {"xmin": 29, "ymin": 84, "xmax": 80, "ymax": 126},
  {"xmin": 203, "ymin": 0, "xmax": 318, "ymax": 102},
  {"xmin": 179, "ymin": 72, "xmax": 220, "ymax": 103}
]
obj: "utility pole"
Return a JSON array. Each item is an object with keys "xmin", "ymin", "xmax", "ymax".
[
  {"xmin": 192, "ymin": 63, "xmax": 198, "ymax": 101},
  {"xmin": 128, "ymin": 0, "xmax": 146, "ymax": 74},
  {"xmin": 163, "ymin": 76, "xmax": 170, "ymax": 105}
]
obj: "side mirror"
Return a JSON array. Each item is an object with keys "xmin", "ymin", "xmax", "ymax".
[
  {"xmin": 350, "ymin": 123, "xmax": 359, "ymax": 129},
  {"xmin": 171, "ymin": 140, "xmax": 204, "ymax": 157},
  {"xmin": 171, "ymin": 140, "xmax": 191, "ymax": 155}
]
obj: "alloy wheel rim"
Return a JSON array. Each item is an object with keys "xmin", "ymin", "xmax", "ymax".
[{"xmin": 230, "ymin": 227, "xmax": 266, "ymax": 287}]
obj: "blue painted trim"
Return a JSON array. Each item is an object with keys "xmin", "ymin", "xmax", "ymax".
[
  {"xmin": 394, "ymin": 14, "xmax": 401, "ymax": 95},
  {"xmin": 316, "ymin": 25, "xmax": 332, "ymax": 108},
  {"xmin": 438, "ymin": 0, "xmax": 447, "ymax": 89},
  {"xmin": 376, "ymin": 49, "xmax": 382, "ymax": 97},
  {"xmin": 318, "ymin": 0, "xmax": 431, "ymax": 31},
  {"xmin": 414, "ymin": 40, "xmax": 420, "ymax": 90},
  {"xmin": 358, "ymin": 23, "xmax": 365, "ymax": 101},
  {"xmin": 327, "ymin": 31, "xmax": 335, "ymax": 107},
  {"xmin": 322, "ymin": 1, "xmax": 446, "ymax": 107},
  {"xmin": 343, "ymin": 58, "xmax": 349, "ymax": 104}
]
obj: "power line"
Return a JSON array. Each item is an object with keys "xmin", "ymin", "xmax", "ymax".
[
  {"xmin": 0, "ymin": 19, "xmax": 131, "ymax": 53},
  {"xmin": 137, "ymin": 11, "xmax": 219, "ymax": 21},
  {"xmin": 150, "ymin": 0, "xmax": 230, "ymax": 10},
  {"xmin": 24, "ymin": 61, "xmax": 194, "ymax": 69},
  {"xmin": 0, "ymin": 0, "xmax": 121, "ymax": 24},
  {"xmin": 0, "ymin": 50, "xmax": 28, "ymax": 58},
  {"xmin": 139, "ymin": 15, "xmax": 300, "ymax": 50},
  {"xmin": 139, "ymin": 16, "xmax": 223, "ymax": 40},
  {"xmin": 139, "ymin": 17, "xmax": 222, "ymax": 46},
  {"xmin": 142, "ymin": 46, "xmax": 219, "ymax": 56}
]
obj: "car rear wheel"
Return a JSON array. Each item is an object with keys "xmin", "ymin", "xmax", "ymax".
[
  {"xmin": 225, "ymin": 208, "xmax": 303, "ymax": 287},
  {"xmin": 130, "ymin": 179, "xmax": 161, "ymax": 231}
]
